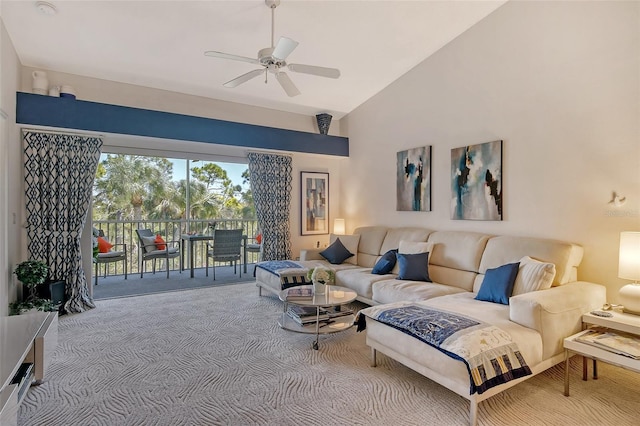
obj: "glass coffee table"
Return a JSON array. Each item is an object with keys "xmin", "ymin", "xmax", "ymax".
[{"xmin": 279, "ymin": 285, "xmax": 357, "ymax": 350}]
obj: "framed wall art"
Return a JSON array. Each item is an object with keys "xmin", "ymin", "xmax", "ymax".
[
  {"xmin": 397, "ymin": 146, "xmax": 432, "ymax": 212},
  {"xmin": 301, "ymin": 171, "xmax": 329, "ymax": 235},
  {"xmin": 450, "ymin": 140, "xmax": 503, "ymax": 221}
]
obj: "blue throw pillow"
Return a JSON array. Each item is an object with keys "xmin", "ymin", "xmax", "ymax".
[
  {"xmin": 320, "ymin": 238, "xmax": 354, "ymax": 264},
  {"xmin": 372, "ymin": 249, "xmax": 398, "ymax": 275},
  {"xmin": 397, "ymin": 252, "xmax": 431, "ymax": 281},
  {"xmin": 475, "ymin": 262, "xmax": 521, "ymax": 305}
]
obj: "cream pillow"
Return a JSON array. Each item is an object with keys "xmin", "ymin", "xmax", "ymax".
[
  {"xmin": 329, "ymin": 233, "xmax": 360, "ymax": 265},
  {"xmin": 140, "ymin": 235, "xmax": 157, "ymax": 252},
  {"xmin": 511, "ymin": 256, "xmax": 556, "ymax": 296},
  {"xmin": 391, "ymin": 241, "xmax": 434, "ymax": 275}
]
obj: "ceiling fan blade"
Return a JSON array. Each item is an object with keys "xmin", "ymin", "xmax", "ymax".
[
  {"xmin": 276, "ymin": 72, "xmax": 301, "ymax": 97},
  {"xmin": 223, "ymin": 69, "xmax": 265, "ymax": 88},
  {"xmin": 204, "ymin": 51, "xmax": 259, "ymax": 65},
  {"xmin": 272, "ymin": 37, "xmax": 299, "ymax": 60},
  {"xmin": 288, "ymin": 63, "xmax": 341, "ymax": 79}
]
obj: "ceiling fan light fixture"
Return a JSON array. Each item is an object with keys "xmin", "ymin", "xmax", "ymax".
[{"xmin": 35, "ymin": 1, "xmax": 57, "ymax": 16}]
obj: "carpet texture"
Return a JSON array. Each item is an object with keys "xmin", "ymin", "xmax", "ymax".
[{"xmin": 19, "ymin": 282, "xmax": 640, "ymax": 426}]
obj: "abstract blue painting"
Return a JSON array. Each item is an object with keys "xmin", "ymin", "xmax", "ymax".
[
  {"xmin": 451, "ymin": 140, "xmax": 503, "ymax": 221},
  {"xmin": 397, "ymin": 146, "xmax": 431, "ymax": 212}
]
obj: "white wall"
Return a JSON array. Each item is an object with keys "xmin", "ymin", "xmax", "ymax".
[
  {"xmin": 1, "ymin": 19, "xmax": 23, "ymax": 316},
  {"xmin": 342, "ymin": 1, "xmax": 640, "ymax": 302}
]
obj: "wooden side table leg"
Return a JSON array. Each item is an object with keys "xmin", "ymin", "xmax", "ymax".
[
  {"xmin": 593, "ymin": 359, "xmax": 598, "ymax": 379},
  {"xmin": 582, "ymin": 355, "xmax": 588, "ymax": 381},
  {"xmin": 564, "ymin": 349, "xmax": 570, "ymax": 396}
]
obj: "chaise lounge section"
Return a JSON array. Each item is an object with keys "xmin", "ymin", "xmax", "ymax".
[{"xmin": 255, "ymin": 226, "xmax": 606, "ymax": 425}]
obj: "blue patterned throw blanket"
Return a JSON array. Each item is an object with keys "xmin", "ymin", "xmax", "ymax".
[
  {"xmin": 256, "ymin": 260, "xmax": 310, "ymax": 289},
  {"xmin": 357, "ymin": 303, "xmax": 532, "ymax": 395}
]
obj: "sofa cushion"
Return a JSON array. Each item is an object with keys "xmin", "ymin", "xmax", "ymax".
[
  {"xmin": 296, "ymin": 260, "xmax": 359, "ymax": 273},
  {"xmin": 320, "ymin": 238, "xmax": 354, "ymax": 264},
  {"xmin": 391, "ymin": 241, "xmax": 434, "ymax": 274},
  {"xmin": 422, "ymin": 292, "xmax": 544, "ymax": 365},
  {"xmin": 354, "ymin": 226, "xmax": 388, "ymax": 255},
  {"xmin": 397, "ymin": 252, "xmax": 431, "ymax": 282},
  {"xmin": 372, "ymin": 279, "xmax": 466, "ymax": 305},
  {"xmin": 478, "ymin": 235, "xmax": 583, "ymax": 286},
  {"xmin": 379, "ymin": 227, "xmax": 431, "ymax": 254},
  {"xmin": 512, "ymin": 256, "xmax": 556, "ymax": 296},
  {"xmin": 372, "ymin": 249, "xmax": 397, "ymax": 275},
  {"xmin": 475, "ymin": 262, "xmax": 520, "ymax": 305},
  {"xmin": 336, "ymin": 268, "xmax": 389, "ymax": 300},
  {"xmin": 329, "ymin": 234, "xmax": 361, "ymax": 265},
  {"xmin": 426, "ymin": 231, "xmax": 490, "ymax": 290},
  {"xmin": 427, "ymin": 231, "xmax": 491, "ymax": 273}
]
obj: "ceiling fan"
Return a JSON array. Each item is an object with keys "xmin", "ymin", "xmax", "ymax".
[{"xmin": 204, "ymin": 0, "xmax": 340, "ymax": 97}]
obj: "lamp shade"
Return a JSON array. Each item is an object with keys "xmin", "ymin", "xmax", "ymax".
[
  {"xmin": 618, "ymin": 231, "xmax": 640, "ymax": 281},
  {"xmin": 333, "ymin": 218, "xmax": 345, "ymax": 235}
]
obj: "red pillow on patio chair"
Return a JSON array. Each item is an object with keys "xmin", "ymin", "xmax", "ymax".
[
  {"xmin": 97, "ymin": 236, "xmax": 114, "ymax": 253},
  {"xmin": 155, "ymin": 234, "xmax": 167, "ymax": 250}
]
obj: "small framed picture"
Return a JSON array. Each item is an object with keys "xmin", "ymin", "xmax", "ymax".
[{"xmin": 301, "ymin": 171, "xmax": 329, "ymax": 235}]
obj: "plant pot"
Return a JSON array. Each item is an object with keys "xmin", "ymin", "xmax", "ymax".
[{"xmin": 38, "ymin": 280, "xmax": 65, "ymax": 305}]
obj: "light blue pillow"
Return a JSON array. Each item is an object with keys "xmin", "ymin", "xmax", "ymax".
[
  {"xmin": 372, "ymin": 249, "xmax": 398, "ymax": 275},
  {"xmin": 320, "ymin": 238, "xmax": 354, "ymax": 264},
  {"xmin": 397, "ymin": 252, "xmax": 431, "ymax": 281},
  {"xmin": 475, "ymin": 262, "xmax": 521, "ymax": 305}
]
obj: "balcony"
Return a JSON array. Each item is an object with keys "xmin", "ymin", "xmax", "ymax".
[{"xmin": 92, "ymin": 219, "xmax": 260, "ymax": 298}]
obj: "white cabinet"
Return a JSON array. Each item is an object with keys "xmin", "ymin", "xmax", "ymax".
[{"xmin": 0, "ymin": 312, "xmax": 58, "ymax": 424}]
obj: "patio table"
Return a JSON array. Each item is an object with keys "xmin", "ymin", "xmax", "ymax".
[{"xmin": 181, "ymin": 234, "xmax": 248, "ymax": 278}]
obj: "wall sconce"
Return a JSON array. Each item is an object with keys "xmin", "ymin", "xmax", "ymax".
[
  {"xmin": 618, "ymin": 231, "xmax": 640, "ymax": 314},
  {"xmin": 333, "ymin": 218, "xmax": 345, "ymax": 235},
  {"xmin": 608, "ymin": 191, "xmax": 626, "ymax": 207}
]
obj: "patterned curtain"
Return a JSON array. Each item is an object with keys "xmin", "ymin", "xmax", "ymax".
[
  {"xmin": 247, "ymin": 152, "xmax": 292, "ymax": 261},
  {"xmin": 23, "ymin": 130, "xmax": 103, "ymax": 313}
]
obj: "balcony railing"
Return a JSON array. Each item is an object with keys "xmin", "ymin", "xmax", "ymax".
[{"xmin": 93, "ymin": 219, "xmax": 260, "ymax": 279}]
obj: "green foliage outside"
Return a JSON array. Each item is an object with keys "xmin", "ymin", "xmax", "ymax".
[{"xmin": 93, "ymin": 155, "xmax": 255, "ymax": 221}]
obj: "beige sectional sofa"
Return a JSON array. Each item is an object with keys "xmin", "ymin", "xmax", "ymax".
[{"xmin": 255, "ymin": 226, "xmax": 606, "ymax": 425}]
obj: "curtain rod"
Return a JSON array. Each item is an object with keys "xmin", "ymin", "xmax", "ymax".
[
  {"xmin": 21, "ymin": 127, "xmax": 105, "ymax": 139},
  {"xmin": 246, "ymin": 149, "xmax": 292, "ymax": 157},
  {"xmin": 104, "ymin": 145, "xmax": 248, "ymax": 164}
]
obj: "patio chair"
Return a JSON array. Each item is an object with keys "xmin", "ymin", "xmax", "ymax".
[
  {"xmin": 206, "ymin": 229, "xmax": 243, "ymax": 280},
  {"xmin": 135, "ymin": 229, "xmax": 181, "ymax": 278},
  {"xmin": 246, "ymin": 232, "xmax": 262, "ymax": 260},
  {"xmin": 94, "ymin": 229, "xmax": 127, "ymax": 286}
]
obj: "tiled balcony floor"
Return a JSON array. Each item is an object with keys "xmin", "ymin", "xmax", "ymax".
[{"xmin": 92, "ymin": 263, "xmax": 257, "ymax": 300}]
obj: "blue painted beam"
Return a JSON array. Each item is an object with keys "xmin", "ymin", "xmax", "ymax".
[{"xmin": 16, "ymin": 92, "xmax": 349, "ymax": 157}]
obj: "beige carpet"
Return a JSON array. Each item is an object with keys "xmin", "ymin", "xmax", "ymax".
[{"xmin": 19, "ymin": 282, "xmax": 639, "ymax": 426}]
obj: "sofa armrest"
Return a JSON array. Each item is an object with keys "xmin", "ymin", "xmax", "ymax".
[
  {"xmin": 300, "ymin": 249, "xmax": 324, "ymax": 261},
  {"xmin": 510, "ymin": 281, "xmax": 606, "ymax": 359}
]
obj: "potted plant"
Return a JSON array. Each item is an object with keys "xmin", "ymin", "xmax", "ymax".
[
  {"xmin": 307, "ymin": 266, "xmax": 335, "ymax": 295},
  {"xmin": 10, "ymin": 260, "xmax": 55, "ymax": 315}
]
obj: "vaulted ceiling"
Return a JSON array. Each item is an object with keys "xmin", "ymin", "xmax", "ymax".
[{"xmin": 1, "ymin": 1, "xmax": 505, "ymax": 119}]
